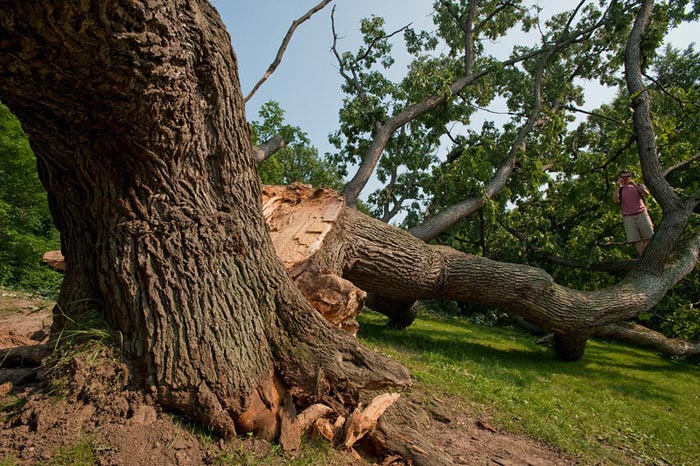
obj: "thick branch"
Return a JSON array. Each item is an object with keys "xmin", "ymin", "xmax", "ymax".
[
  {"xmin": 342, "ymin": 209, "xmax": 700, "ymax": 336},
  {"xmin": 624, "ymin": 0, "xmax": 699, "ymax": 274},
  {"xmin": 596, "ymin": 322, "xmax": 700, "ymax": 356},
  {"xmin": 408, "ymin": 45, "xmax": 553, "ymax": 241},
  {"xmin": 462, "ymin": 0, "xmax": 479, "ymax": 77},
  {"xmin": 624, "ymin": 0, "xmax": 680, "ymax": 214},
  {"xmin": 244, "ymin": 0, "xmax": 333, "ymax": 102},
  {"xmin": 252, "ymin": 134, "xmax": 286, "ymax": 162}
]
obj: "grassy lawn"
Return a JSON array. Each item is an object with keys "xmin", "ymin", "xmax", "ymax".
[{"xmin": 358, "ymin": 310, "xmax": 700, "ymax": 466}]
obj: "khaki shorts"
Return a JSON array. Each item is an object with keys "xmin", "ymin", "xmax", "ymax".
[{"xmin": 623, "ymin": 212, "xmax": 654, "ymax": 243}]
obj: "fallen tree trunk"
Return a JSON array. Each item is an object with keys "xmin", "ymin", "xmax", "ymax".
[{"xmin": 272, "ymin": 184, "xmax": 699, "ymax": 361}]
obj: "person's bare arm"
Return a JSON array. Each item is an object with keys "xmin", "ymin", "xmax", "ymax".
[{"xmin": 635, "ymin": 183, "xmax": 649, "ymax": 197}]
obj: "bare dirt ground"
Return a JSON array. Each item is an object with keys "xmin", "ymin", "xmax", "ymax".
[{"xmin": 0, "ymin": 288, "xmax": 577, "ymax": 466}]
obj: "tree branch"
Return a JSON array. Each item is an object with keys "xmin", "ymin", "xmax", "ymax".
[
  {"xmin": 355, "ymin": 23, "xmax": 412, "ymax": 64},
  {"xmin": 342, "ymin": 208, "xmax": 700, "ymax": 336},
  {"xmin": 252, "ymin": 134, "xmax": 287, "ymax": 162},
  {"xmin": 625, "ymin": 0, "xmax": 680, "ymax": 214},
  {"xmin": 462, "ymin": 0, "xmax": 479, "ymax": 77},
  {"xmin": 342, "ymin": 2, "xmax": 616, "ymax": 208},
  {"xmin": 596, "ymin": 322, "xmax": 700, "ymax": 356},
  {"xmin": 331, "ymin": 6, "xmax": 366, "ymax": 98},
  {"xmin": 244, "ymin": 0, "xmax": 333, "ymax": 102},
  {"xmin": 624, "ymin": 0, "xmax": 699, "ymax": 274},
  {"xmin": 408, "ymin": 41, "xmax": 555, "ymax": 241},
  {"xmin": 563, "ymin": 105, "xmax": 625, "ymax": 126},
  {"xmin": 474, "ymin": 1, "xmax": 520, "ymax": 35},
  {"xmin": 341, "ymin": 48, "xmax": 549, "ymax": 207},
  {"xmin": 663, "ymin": 152, "xmax": 700, "ymax": 177},
  {"xmin": 498, "ymin": 220, "xmax": 638, "ymax": 274},
  {"xmin": 592, "ymin": 134, "xmax": 635, "ymax": 173}
]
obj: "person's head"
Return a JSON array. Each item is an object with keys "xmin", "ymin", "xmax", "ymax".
[{"xmin": 618, "ymin": 170, "xmax": 633, "ymax": 181}]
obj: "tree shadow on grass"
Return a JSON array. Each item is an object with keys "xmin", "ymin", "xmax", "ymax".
[{"xmin": 357, "ymin": 312, "xmax": 700, "ymax": 404}]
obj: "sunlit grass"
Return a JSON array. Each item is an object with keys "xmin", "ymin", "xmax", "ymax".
[
  {"xmin": 0, "ymin": 396, "xmax": 26, "ymax": 424},
  {"xmin": 213, "ymin": 435, "xmax": 349, "ymax": 466},
  {"xmin": 49, "ymin": 438, "xmax": 96, "ymax": 466},
  {"xmin": 358, "ymin": 310, "xmax": 700, "ymax": 466}
]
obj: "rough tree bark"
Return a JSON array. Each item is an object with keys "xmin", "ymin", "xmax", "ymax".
[{"xmin": 0, "ymin": 0, "xmax": 409, "ymax": 444}]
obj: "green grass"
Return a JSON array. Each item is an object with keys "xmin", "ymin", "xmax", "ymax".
[
  {"xmin": 0, "ymin": 396, "xmax": 26, "ymax": 424},
  {"xmin": 48, "ymin": 438, "xmax": 97, "ymax": 466},
  {"xmin": 358, "ymin": 310, "xmax": 700, "ymax": 466},
  {"xmin": 213, "ymin": 436, "xmax": 349, "ymax": 466}
]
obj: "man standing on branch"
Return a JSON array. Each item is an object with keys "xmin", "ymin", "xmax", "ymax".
[{"xmin": 612, "ymin": 170, "xmax": 654, "ymax": 256}]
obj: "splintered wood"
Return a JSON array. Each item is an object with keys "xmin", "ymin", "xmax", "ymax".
[
  {"xmin": 262, "ymin": 183, "xmax": 344, "ymax": 270},
  {"xmin": 43, "ymin": 184, "xmax": 365, "ymax": 333},
  {"xmin": 343, "ymin": 393, "xmax": 401, "ymax": 448},
  {"xmin": 262, "ymin": 184, "xmax": 366, "ymax": 335}
]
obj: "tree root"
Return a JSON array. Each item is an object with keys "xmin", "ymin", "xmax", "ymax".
[
  {"xmin": 365, "ymin": 395, "xmax": 455, "ymax": 466},
  {"xmin": 0, "ymin": 343, "xmax": 52, "ymax": 368}
]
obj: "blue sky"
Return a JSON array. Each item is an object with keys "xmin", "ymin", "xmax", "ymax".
[
  {"xmin": 211, "ymin": 1, "xmax": 696, "ymax": 172},
  {"xmin": 212, "ymin": 1, "xmax": 435, "ymax": 157}
]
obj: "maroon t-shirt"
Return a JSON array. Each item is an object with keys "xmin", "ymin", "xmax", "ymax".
[{"xmin": 619, "ymin": 185, "xmax": 647, "ymax": 217}]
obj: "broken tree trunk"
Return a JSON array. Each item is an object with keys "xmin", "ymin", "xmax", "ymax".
[{"xmin": 261, "ymin": 185, "xmax": 700, "ymax": 362}]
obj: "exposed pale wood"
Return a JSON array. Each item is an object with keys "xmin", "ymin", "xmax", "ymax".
[
  {"xmin": 279, "ymin": 393, "xmax": 301, "ymax": 452},
  {"xmin": 262, "ymin": 184, "xmax": 366, "ymax": 334},
  {"xmin": 343, "ymin": 393, "xmax": 401, "ymax": 448},
  {"xmin": 262, "ymin": 183, "xmax": 345, "ymax": 269},
  {"xmin": 314, "ymin": 417, "xmax": 337, "ymax": 442},
  {"xmin": 313, "ymin": 414, "xmax": 346, "ymax": 443},
  {"xmin": 41, "ymin": 251, "xmax": 65, "ymax": 271},
  {"xmin": 297, "ymin": 403, "xmax": 334, "ymax": 430},
  {"xmin": 236, "ymin": 372, "xmax": 286, "ymax": 440}
]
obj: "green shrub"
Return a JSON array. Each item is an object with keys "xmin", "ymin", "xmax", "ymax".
[{"xmin": 0, "ymin": 103, "xmax": 61, "ymax": 296}]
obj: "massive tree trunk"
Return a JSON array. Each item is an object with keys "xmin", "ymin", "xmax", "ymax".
[{"xmin": 0, "ymin": 0, "xmax": 409, "ymax": 441}]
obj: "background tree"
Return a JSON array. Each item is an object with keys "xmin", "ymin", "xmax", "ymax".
[
  {"xmin": 0, "ymin": 102, "xmax": 61, "ymax": 295},
  {"xmin": 326, "ymin": 0, "xmax": 699, "ymax": 350},
  {"xmin": 251, "ymin": 101, "xmax": 343, "ymax": 189}
]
